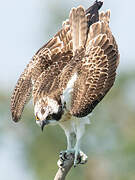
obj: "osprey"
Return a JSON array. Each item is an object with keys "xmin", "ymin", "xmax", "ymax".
[{"xmin": 11, "ymin": 1, "xmax": 119, "ymax": 166}]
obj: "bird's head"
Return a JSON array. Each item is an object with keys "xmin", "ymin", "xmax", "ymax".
[{"xmin": 34, "ymin": 97, "xmax": 63, "ymax": 131}]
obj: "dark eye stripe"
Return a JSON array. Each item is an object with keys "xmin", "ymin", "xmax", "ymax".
[
  {"xmin": 52, "ymin": 113, "xmax": 62, "ymax": 121},
  {"xmin": 46, "ymin": 115, "xmax": 52, "ymax": 120}
]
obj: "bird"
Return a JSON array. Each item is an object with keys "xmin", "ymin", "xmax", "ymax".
[{"xmin": 11, "ymin": 0, "xmax": 119, "ymax": 167}]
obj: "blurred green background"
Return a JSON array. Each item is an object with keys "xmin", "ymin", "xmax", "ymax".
[{"xmin": 0, "ymin": 0, "xmax": 135, "ymax": 179}]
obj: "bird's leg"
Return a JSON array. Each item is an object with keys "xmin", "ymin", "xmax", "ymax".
[
  {"xmin": 59, "ymin": 132, "xmax": 76, "ymax": 162},
  {"xmin": 73, "ymin": 136, "xmax": 88, "ymax": 167},
  {"xmin": 58, "ymin": 120, "xmax": 88, "ymax": 168},
  {"xmin": 73, "ymin": 126, "xmax": 88, "ymax": 167},
  {"xmin": 67, "ymin": 132, "xmax": 76, "ymax": 150}
]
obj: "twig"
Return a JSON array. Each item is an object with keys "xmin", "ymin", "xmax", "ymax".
[{"xmin": 54, "ymin": 156, "xmax": 74, "ymax": 180}]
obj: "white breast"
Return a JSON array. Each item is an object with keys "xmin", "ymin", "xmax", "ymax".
[
  {"xmin": 59, "ymin": 72, "xmax": 90, "ymax": 145},
  {"xmin": 61, "ymin": 72, "xmax": 77, "ymax": 110}
]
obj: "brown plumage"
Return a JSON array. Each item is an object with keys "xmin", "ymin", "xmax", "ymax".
[
  {"xmin": 11, "ymin": 0, "xmax": 119, "ymax": 167},
  {"xmin": 11, "ymin": 1, "xmax": 107, "ymax": 122},
  {"xmin": 57, "ymin": 9, "xmax": 119, "ymax": 117},
  {"xmin": 70, "ymin": 10, "xmax": 119, "ymax": 117},
  {"xmin": 11, "ymin": 14, "xmax": 73, "ymax": 122},
  {"xmin": 11, "ymin": 1, "xmax": 119, "ymax": 123}
]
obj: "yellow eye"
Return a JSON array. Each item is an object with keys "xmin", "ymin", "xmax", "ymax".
[{"xmin": 36, "ymin": 116, "xmax": 39, "ymax": 121}]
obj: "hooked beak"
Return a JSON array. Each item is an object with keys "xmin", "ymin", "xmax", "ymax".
[{"xmin": 41, "ymin": 120, "xmax": 48, "ymax": 131}]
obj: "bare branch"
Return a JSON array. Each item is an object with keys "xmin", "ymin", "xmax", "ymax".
[{"xmin": 54, "ymin": 156, "xmax": 74, "ymax": 180}]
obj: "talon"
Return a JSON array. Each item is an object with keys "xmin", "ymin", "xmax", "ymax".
[
  {"xmin": 59, "ymin": 150, "xmax": 87, "ymax": 167},
  {"xmin": 77, "ymin": 156, "xmax": 82, "ymax": 164},
  {"xmin": 59, "ymin": 151, "xmax": 69, "ymax": 161},
  {"xmin": 59, "ymin": 151, "xmax": 67, "ymax": 161},
  {"xmin": 73, "ymin": 150, "xmax": 88, "ymax": 166},
  {"xmin": 59, "ymin": 149, "xmax": 75, "ymax": 161},
  {"xmin": 64, "ymin": 152, "xmax": 69, "ymax": 160}
]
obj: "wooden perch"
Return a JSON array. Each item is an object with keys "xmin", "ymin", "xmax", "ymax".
[{"xmin": 54, "ymin": 155, "xmax": 74, "ymax": 180}]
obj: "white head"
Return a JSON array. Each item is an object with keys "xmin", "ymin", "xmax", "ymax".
[{"xmin": 34, "ymin": 97, "xmax": 63, "ymax": 131}]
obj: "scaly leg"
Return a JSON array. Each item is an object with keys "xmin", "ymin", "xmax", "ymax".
[
  {"xmin": 59, "ymin": 132, "xmax": 76, "ymax": 162},
  {"xmin": 58, "ymin": 118, "xmax": 89, "ymax": 168},
  {"xmin": 74, "ymin": 124, "xmax": 88, "ymax": 167},
  {"xmin": 67, "ymin": 132, "xmax": 76, "ymax": 150}
]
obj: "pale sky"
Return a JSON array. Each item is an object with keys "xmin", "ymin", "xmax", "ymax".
[
  {"xmin": 0, "ymin": 0, "xmax": 135, "ymax": 179},
  {"xmin": 0, "ymin": 0, "xmax": 135, "ymax": 90}
]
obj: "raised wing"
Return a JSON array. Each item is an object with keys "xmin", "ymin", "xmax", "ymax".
[
  {"xmin": 70, "ymin": 10, "xmax": 119, "ymax": 117},
  {"xmin": 11, "ymin": 66, "xmax": 32, "ymax": 122},
  {"xmin": 11, "ymin": 18, "xmax": 72, "ymax": 122}
]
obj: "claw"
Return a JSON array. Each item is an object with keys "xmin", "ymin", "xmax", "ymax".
[
  {"xmin": 74, "ymin": 150, "xmax": 88, "ymax": 166},
  {"xmin": 79, "ymin": 151, "xmax": 88, "ymax": 164},
  {"xmin": 58, "ymin": 150, "xmax": 88, "ymax": 168},
  {"xmin": 59, "ymin": 149, "xmax": 75, "ymax": 161},
  {"xmin": 58, "ymin": 150, "xmax": 75, "ymax": 168},
  {"xmin": 59, "ymin": 151, "xmax": 68, "ymax": 161}
]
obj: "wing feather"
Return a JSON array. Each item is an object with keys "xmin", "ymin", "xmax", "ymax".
[
  {"xmin": 70, "ymin": 11, "xmax": 119, "ymax": 117},
  {"xmin": 11, "ymin": 18, "xmax": 72, "ymax": 122},
  {"xmin": 69, "ymin": 6, "xmax": 87, "ymax": 54},
  {"xmin": 33, "ymin": 51, "xmax": 73, "ymax": 104},
  {"xmin": 11, "ymin": 65, "xmax": 32, "ymax": 122}
]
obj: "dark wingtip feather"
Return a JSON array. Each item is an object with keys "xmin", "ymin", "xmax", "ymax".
[
  {"xmin": 86, "ymin": 0, "xmax": 103, "ymax": 15},
  {"xmin": 85, "ymin": 0, "xmax": 103, "ymax": 28},
  {"xmin": 96, "ymin": 0, "xmax": 104, "ymax": 10}
]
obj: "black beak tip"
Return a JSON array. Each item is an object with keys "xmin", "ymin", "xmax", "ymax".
[
  {"xmin": 41, "ymin": 121, "xmax": 46, "ymax": 132},
  {"xmin": 41, "ymin": 125, "xmax": 44, "ymax": 132}
]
